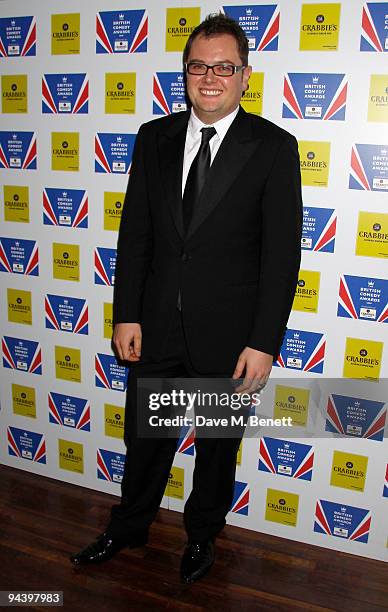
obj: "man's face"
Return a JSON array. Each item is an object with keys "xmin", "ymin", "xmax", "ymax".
[{"xmin": 185, "ymin": 33, "xmax": 251, "ymax": 124}]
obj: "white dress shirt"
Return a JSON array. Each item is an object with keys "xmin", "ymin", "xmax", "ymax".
[{"xmin": 181, "ymin": 105, "xmax": 240, "ymax": 196}]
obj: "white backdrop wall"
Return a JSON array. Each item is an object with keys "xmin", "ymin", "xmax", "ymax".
[{"xmin": 0, "ymin": 0, "xmax": 387, "ymax": 561}]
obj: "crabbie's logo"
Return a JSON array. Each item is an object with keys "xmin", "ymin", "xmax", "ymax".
[
  {"xmin": 240, "ymin": 72, "xmax": 264, "ymax": 116},
  {"xmin": 104, "ymin": 403, "xmax": 125, "ymax": 438},
  {"xmin": 3, "ymin": 185, "xmax": 29, "ymax": 223},
  {"xmin": 292, "ymin": 269, "xmax": 320, "ymax": 313},
  {"xmin": 51, "ymin": 132, "xmax": 79, "ymax": 172},
  {"xmin": 265, "ymin": 488, "xmax": 299, "ymax": 526},
  {"xmin": 298, "ymin": 141, "xmax": 331, "ymax": 187},
  {"xmin": 58, "ymin": 439, "xmax": 83, "ymax": 473},
  {"xmin": 165, "ymin": 7, "xmax": 200, "ymax": 51},
  {"xmin": 283, "ymin": 73, "xmax": 347, "ymax": 120},
  {"xmin": 105, "ymin": 73, "xmax": 136, "ymax": 114},
  {"xmin": 12, "ymin": 383, "xmax": 36, "ymax": 418},
  {"xmin": 223, "ymin": 5, "xmax": 280, "ymax": 51},
  {"xmin": 330, "ymin": 451, "xmax": 368, "ymax": 492},
  {"xmin": 104, "ymin": 192, "xmax": 124, "ymax": 230},
  {"xmin": 273, "ymin": 385, "xmax": 310, "ymax": 427},
  {"xmin": 361, "ymin": 3, "xmax": 388, "ymax": 52},
  {"xmin": 356, "ymin": 211, "xmax": 388, "ymax": 258},
  {"xmin": 51, "ymin": 13, "xmax": 80, "ymax": 54},
  {"xmin": 52, "ymin": 243, "xmax": 80, "ymax": 282},
  {"xmin": 1, "ymin": 75, "xmax": 27, "ymax": 113},
  {"xmin": 55, "ymin": 345, "xmax": 81, "ymax": 383},
  {"xmin": 343, "ymin": 337, "xmax": 383, "ymax": 381},
  {"xmin": 300, "ymin": 3, "xmax": 341, "ymax": 51},
  {"xmin": 96, "ymin": 10, "xmax": 148, "ymax": 54},
  {"xmin": 165, "ymin": 465, "xmax": 184, "ymax": 499},
  {"xmin": 7, "ymin": 288, "xmax": 32, "ymax": 325},
  {"xmin": 368, "ymin": 74, "xmax": 388, "ymax": 122},
  {"xmin": 0, "ymin": 16, "xmax": 36, "ymax": 57},
  {"xmin": 97, "ymin": 449, "xmax": 125, "ymax": 483}
]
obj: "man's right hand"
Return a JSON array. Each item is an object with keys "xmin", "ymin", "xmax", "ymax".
[{"xmin": 113, "ymin": 323, "xmax": 142, "ymax": 362}]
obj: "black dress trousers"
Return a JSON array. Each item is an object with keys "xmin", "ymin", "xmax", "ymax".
[{"xmin": 107, "ymin": 306, "xmax": 244, "ymax": 543}]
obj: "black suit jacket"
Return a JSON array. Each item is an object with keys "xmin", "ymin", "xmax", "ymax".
[{"xmin": 113, "ymin": 106, "xmax": 302, "ymax": 374}]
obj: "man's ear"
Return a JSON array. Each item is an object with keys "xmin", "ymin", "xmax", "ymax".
[{"xmin": 242, "ymin": 65, "xmax": 252, "ymax": 92}]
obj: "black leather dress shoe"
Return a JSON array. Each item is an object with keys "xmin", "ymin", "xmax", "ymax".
[
  {"xmin": 180, "ymin": 540, "xmax": 215, "ymax": 583},
  {"xmin": 69, "ymin": 530, "xmax": 148, "ymax": 566}
]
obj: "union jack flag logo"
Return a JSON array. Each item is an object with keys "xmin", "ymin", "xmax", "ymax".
[{"xmin": 230, "ymin": 481, "xmax": 249, "ymax": 515}]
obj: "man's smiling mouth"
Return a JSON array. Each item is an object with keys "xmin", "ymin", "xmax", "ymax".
[{"xmin": 199, "ymin": 88, "xmax": 222, "ymax": 96}]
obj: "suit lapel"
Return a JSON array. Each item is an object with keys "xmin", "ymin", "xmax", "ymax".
[
  {"xmin": 158, "ymin": 111, "xmax": 190, "ymax": 241},
  {"xmin": 186, "ymin": 107, "xmax": 262, "ymax": 241}
]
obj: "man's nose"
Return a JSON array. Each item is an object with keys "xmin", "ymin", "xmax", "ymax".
[{"xmin": 203, "ymin": 69, "xmax": 217, "ymax": 83}]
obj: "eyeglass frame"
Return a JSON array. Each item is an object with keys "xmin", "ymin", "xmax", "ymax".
[{"xmin": 184, "ymin": 62, "xmax": 247, "ymax": 77}]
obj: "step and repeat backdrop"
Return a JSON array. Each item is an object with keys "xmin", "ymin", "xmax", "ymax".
[{"xmin": 0, "ymin": 0, "xmax": 387, "ymax": 561}]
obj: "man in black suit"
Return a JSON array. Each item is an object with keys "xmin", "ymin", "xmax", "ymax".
[{"xmin": 71, "ymin": 13, "xmax": 302, "ymax": 583}]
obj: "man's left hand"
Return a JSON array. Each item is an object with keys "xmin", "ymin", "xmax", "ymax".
[{"xmin": 232, "ymin": 347, "xmax": 273, "ymax": 394}]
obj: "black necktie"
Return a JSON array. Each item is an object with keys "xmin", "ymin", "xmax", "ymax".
[{"xmin": 182, "ymin": 126, "xmax": 216, "ymax": 235}]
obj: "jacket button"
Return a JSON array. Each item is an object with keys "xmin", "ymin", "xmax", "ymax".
[{"xmin": 181, "ymin": 252, "xmax": 189, "ymax": 263}]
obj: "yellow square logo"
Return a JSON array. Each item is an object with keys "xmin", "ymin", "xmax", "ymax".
[
  {"xmin": 103, "ymin": 303, "xmax": 113, "ymax": 339},
  {"xmin": 52, "ymin": 243, "xmax": 80, "ymax": 281},
  {"xmin": 356, "ymin": 211, "xmax": 388, "ymax": 258},
  {"xmin": 105, "ymin": 73, "xmax": 136, "ymax": 114},
  {"xmin": 299, "ymin": 140, "xmax": 330, "ymax": 186},
  {"xmin": 58, "ymin": 439, "xmax": 84, "ymax": 473},
  {"xmin": 55, "ymin": 345, "xmax": 81, "ymax": 382},
  {"xmin": 368, "ymin": 75, "xmax": 388, "ymax": 122},
  {"xmin": 330, "ymin": 450, "xmax": 368, "ymax": 492},
  {"xmin": 104, "ymin": 192, "xmax": 124, "ymax": 231},
  {"xmin": 1, "ymin": 75, "xmax": 27, "ymax": 113},
  {"xmin": 343, "ymin": 337, "xmax": 383, "ymax": 382},
  {"xmin": 300, "ymin": 3, "xmax": 341, "ymax": 51},
  {"xmin": 166, "ymin": 7, "xmax": 200, "ymax": 52},
  {"xmin": 12, "ymin": 384, "xmax": 36, "ymax": 418},
  {"xmin": 165, "ymin": 466, "xmax": 184, "ymax": 499},
  {"xmin": 292, "ymin": 269, "xmax": 320, "ymax": 313},
  {"xmin": 274, "ymin": 385, "xmax": 310, "ymax": 427},
  {"xmin": 265, "ymin": 488, "xmax": 299, "ymax": 526},
  {"xmin": 3, "ymin": 185, "xmax": 29, "ymax": 223},
  {"xmin": 236, "ymin": 440, "xmax": 242, "ymax": 466},
  {"xmin": 104, "ymin": 404, "xmax": 125, "ymax": 438},
  {"xmin": 7, "ymin": 288, "xmax": 32, "ymax": 325},
  {"xmin": 52, "ymin": 13, "xmax": 80, "ymax": 55},
  {"xmin": 240, "ymin": 72, "xmax": 264, "ymax": 116},
  {"xmin": 52, "ymin": 132, "xmax": 79, "ymax": 172}
]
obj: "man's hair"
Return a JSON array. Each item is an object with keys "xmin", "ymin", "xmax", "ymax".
[{"xmin": 183, "ymin": 13, "xmax": 249, "ymax": 66}]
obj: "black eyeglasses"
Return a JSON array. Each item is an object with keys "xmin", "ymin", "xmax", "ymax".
[{"xmin": 184, "ymin": 62, "xmax": 246, "ymax": 77}]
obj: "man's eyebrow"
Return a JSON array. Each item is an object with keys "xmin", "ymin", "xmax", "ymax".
[{"xmin": 187, "ymin": 58, "xmax": 237, "ymax": 64}]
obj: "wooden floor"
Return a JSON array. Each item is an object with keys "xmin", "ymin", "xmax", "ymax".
[{"xmin": 0, "ymin": 465, "xmax": 387, "ymax": 612}]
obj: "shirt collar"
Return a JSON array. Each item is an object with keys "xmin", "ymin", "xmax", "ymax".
[{"xmin": 188, "ymin": 105, "xmax": 240, "ymax": 140}]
